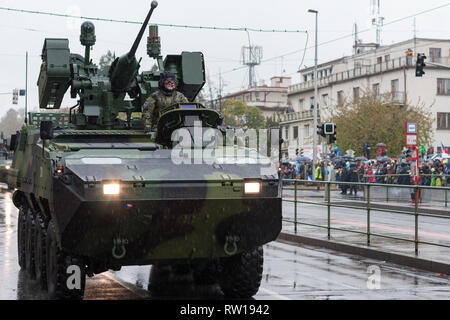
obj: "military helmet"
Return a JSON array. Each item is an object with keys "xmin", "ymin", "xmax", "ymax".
[{"xmin": 159, "ymin": 71, "xmax": 178, "ymax": 94}]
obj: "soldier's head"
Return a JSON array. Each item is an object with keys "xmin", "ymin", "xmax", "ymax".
[{"xmin": 159, "ymin": 72, "xmax": 178, "ymax": 94}]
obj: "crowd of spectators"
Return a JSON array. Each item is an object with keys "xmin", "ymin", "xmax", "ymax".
[{"xmin": 280, "ymin": 154, "xmax": 450, "ymax": 189}]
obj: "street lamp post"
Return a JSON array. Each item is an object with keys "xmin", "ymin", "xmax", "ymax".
[{"xmin": 308, "ymin": 9, "xmax": 319, "ymax": 181}]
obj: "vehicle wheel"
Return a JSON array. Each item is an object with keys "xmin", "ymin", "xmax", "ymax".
[
  {"xmin": 217, "ymin": 246, "xmax": 264, "ymax": 299},
  {"xmin": 193, "ymin": 261, "xmax": 218, "ymax": 285},
  {"xmin": 25, "ymin": 208, "xmax": 36, "ymax": 279},
  {"xmin": 46, "ymin": 221, "xmax": 86, "ymax": 300},
  {"xmin": 34, "ymin": 212, "xmax": 48, "ymax": 290},
  {"xmin": 17, "ymin": 208, "xmax": 26, "ymax": 269}
]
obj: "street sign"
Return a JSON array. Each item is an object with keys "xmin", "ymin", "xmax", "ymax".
[
  {"xmin": 406, "ymin": 123, "xmax": 417, "ymax": 134},
  {"xmin": 406, "ymin": 135, "xmax": 417, "ymax": 146},
  {"xmin": 405, "ymin": 122, "xmax": 417, "ymax": 147}
]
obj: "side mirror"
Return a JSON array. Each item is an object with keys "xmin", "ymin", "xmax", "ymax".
[{"xmin": 40, "ymin": 121, "xmax": 54, "ymax": 140}]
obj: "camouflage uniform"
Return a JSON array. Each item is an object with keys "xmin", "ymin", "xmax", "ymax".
[{"xmin": 142, "ymin": 90, "xmax": 188, "ymax": 131}]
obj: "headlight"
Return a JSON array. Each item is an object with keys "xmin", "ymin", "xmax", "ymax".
[
  {"xmin": 103, "ymin": 183, "xmax": 120, "ymax": 195},
  {"xmin": 244, "ymin": 182, "xmax": 261, "ymax": 194},
  {"xmin": 5, "ymin": 165, "xmax": 10, "ymax": 170}
]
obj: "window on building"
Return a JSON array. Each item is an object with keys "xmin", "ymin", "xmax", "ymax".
[
  {"xmin": 322, "ymin": 94, "xmax": 329, "ymax": 106},
  {"xmin": 304, "ymin": 124, "xmax": 310, "ymax": 138},
  {"xmin": 285, "ymin": 127, "xmax": 289, "ymax": 140},
  {"xmin": 384, "ymin": 54, "xmax": 390, "ymax": 62},
  {"xmin": 437, "ymin": 79, "xmax": 450, "ymax": 95},
  {"xmin": 299, "ymin": 99, "xmax": 304, "ymax": 111},
  {"xmin": 337, "ymin": 91, "xmax": 344, "ymax": 105},
  {"xmin": 373, "ymin": 83, "xmax": 380, "ymax": 96},
  {"xmin": 293, "ymin": 126, "xmax": 299, "ymax": 139},
  {"xmin": 377, "ymin": 56, "xmax": 382, "ymax": 64},
  {"xmin": 437, "ymin": 113, "xmax": 450, "ymax": 129},
  {"xmin": 303, "ymin": 75, "xmax": 308, "ymax": 82},
  {"xmin": 310, "ymin": 96, "xmax": 315, "ymax": 109},
  {"xmin": 429, "ymin": 48, "xmax": 441, "ymax": 62},
  {"xmin": 353, "ymin": 87, "xmax": 360, "ymax": 102},
  {"xmin": 391, "ymin": 79, "xmax": 399, "ymax": 94}
]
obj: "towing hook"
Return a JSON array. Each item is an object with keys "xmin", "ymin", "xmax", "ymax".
[
  {"xmin": 112, "ymin": 238, "xmax": 129, "ymax": 260},
  {"xmin": 224, "ymin": 235, "xmax": 239, "ymax": 256}
]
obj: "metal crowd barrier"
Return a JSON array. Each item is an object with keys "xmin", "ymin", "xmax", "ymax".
[{"xmin": 282, "ymin": 179, "xmax": 450, "ymax": 256}]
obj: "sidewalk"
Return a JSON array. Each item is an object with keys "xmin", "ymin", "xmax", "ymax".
[{"xmin": 279, "ymin": 194, "xmax": 450, "ymax": 275}]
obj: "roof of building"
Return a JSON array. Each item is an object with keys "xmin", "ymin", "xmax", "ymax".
[
  {"xmin": 223, "ymin": 86, "xmax": 289, "ymax": 99},
  {"xmin": 298, "ymin": 37, "xmax": 450, "ymax": 74}
]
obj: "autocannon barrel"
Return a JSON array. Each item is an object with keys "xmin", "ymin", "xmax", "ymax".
[{"xmin": 110, "ymin": 1, "xmax": 158, "ymax": 94}]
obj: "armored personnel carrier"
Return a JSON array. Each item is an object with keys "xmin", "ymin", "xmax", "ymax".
[{"xmin": 9, "ymin": 1, "xmax": 282, "ymax": 299}]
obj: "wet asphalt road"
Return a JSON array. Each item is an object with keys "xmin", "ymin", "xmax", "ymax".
[{"xmin": 0, "ymin": 186, "xmax": 449, "ymax": 300}]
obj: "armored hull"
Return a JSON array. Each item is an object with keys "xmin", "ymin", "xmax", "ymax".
[
  {"xmin": 11, "ymin": 128, "xmax": 282, "ymax": 299},
  {"xmin": 10, "ymin": 2, "xmax": 282, "ymax": 299}
]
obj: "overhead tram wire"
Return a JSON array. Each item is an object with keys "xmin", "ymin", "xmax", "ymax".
[
  {"xmin": 2, "ymin": 3, "xmax": 448, "ymax": 77},
  {"xmin": 216, "ymin": 2, "xmax": 450, "ymax": 76},
  {"xmin": 0, "ymin": 6, "xmax": 307, "ymax": 34},
  {"xmin": 0, "ymin": 6, "xmax": 309, "ymax": 77}
]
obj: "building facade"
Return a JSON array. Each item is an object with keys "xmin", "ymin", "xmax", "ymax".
[
  {"xmin": 280, "ymin": 38, "xmax": 450, "ymax": 160},
  {"xmin": 221, "ymin": 76, "xmax": 291, "ymax": 119}
]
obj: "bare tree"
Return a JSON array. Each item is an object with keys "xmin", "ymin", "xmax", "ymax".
[{"xmin": 0, "ymin": 108, "xmax": 25, "ymax": 137}]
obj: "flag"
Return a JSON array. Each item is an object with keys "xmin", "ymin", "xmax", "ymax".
[{"xmin": 441, "ymin": 142, "xmax": 449, "ymax": 154}]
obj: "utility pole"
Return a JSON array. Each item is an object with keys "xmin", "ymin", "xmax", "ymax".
[
  {"xmin": 219, "ymin": 69, "xmax": 223, "ymax": 113},
  {"xmin": 25, "ymin": 51, "xmax": 28, "ymax": 124},
  {"xmin": 413, "ymin": 18, "xmax": 417, "ymax": 56},
  {"xmin": 308, "ymin": 9, "xmax": 319, "ymax": 181}
]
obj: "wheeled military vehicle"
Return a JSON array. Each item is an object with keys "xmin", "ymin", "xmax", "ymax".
[{"xmin": 9, "ymin": 1, "xmax": 282, "ymax": 299}]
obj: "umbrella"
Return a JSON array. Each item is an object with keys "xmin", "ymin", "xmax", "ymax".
[
  {"xmin": 332, "ymin": 156, "xmax": 353, "ymax": 163},
  {"xmin": 354, "ymin": 156, "xmax": 368, "ymax": 161},
  {"xmin": 376, "ymin": 143, "xmax": 386, "ymax": 147},
  {"xmin": 296, "ymin": 156, "xmax": 310, "ymax": 162},
  {"xmin": 376, "ymin": 156, "xmax": 392, "ymax": 162}
]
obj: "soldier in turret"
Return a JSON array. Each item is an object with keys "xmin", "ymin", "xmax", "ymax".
[{"xmin": 142, "ymin": 71, "xmax": 188, "ymax": 132}]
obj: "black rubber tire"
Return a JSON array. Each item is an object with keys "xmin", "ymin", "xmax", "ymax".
[
  {"xmin": 217, "ymin": 246, "xmax": 264, "ymax": 299},
  {"xmin": 17, "ymin": 208, "xmax": 26, "ymax": 269},
  {"xmin": 34, "ymin": 212, "xmax": 48, "ymax": 290},
  {"xmin": 46, "ymin": 221, "xmax": 86, "ymax": 300},
  {"xmin": 193, "ymin": 261, "xmax": 218, "ymax": 285},
  {"xmin": 25, "ymin": 208, "xmax": 36, "ymax": 279}
]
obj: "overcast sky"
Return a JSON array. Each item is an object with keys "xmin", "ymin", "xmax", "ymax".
[{"xmin": 1, "ymin": 0, "xmax": 450, "ymax": 119}]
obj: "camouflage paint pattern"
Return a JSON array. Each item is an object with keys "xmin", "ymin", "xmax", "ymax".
[
  {"xmin": 142, "ymin": 90, "xmax": 189, "ymax": 131},
  {"xmin": 10, "ymin": 125, "xmax": 281, "ymax": 266},
  {"xmin": 9, "ymin": 6, "xmax": 282, "ymax": 271}
]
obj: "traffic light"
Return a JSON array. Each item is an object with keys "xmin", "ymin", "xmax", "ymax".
[
  {"xmin": 328, "ymin": 124, "xmax": 337, "ymax": 144},
  {"xmin": 12, "ymin": 89, "xmax": 18, "ymax": 105},
  {"xmin": 324, "ymin": 123, "xmax": 335, "ymax": 135},
  {"xmin": 296, "ymin": 148, "xmax": 299, "ymax": 156},
  {"xmin": 416, "ymin": 53, "xmax": 426, "ymax": 77},
  {"xmin": 317, "ymin": 124, "xmax": 326, "ymax": 138}
]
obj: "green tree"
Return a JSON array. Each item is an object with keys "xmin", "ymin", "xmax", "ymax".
[
  {"xmin": 324, "ymin": 90, "xmax": 433, "ymax": 158},
  {"xmin": 222, "ymin": 100, "xmax": 265, "ymax": 129},
  {"xmin": 265, "ymin": 115, "xmax": 280, "ymax": 129},
  {"xmin": 222, "ymin": 100, "xmax": 247, "ymax": 127},
  {"xmin": 246, "ymin": 106, "xmax": 265, "ymax": 129}
]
